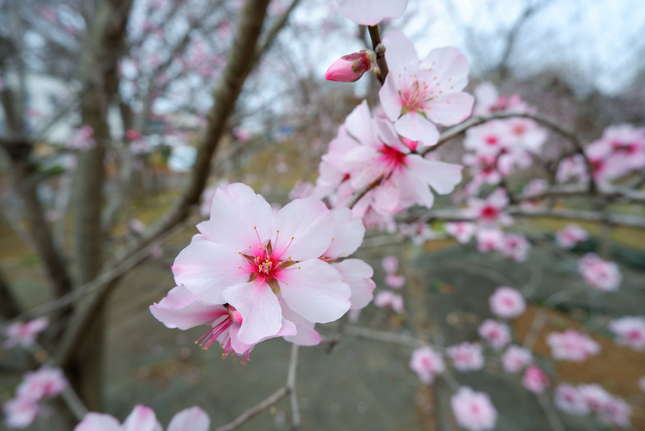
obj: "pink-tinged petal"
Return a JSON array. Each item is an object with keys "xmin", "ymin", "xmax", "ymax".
[
  {"xmin": 167, "ymin": 407, "xmax": 210, "ymax": 431},
  {"xmin": 397, "ymin": 166, "xmax": 435, "ymax": 208},
  {"xmin": 172, "ymin": 237, "xmax": 246, "ymax": 304},
  {"xmin": 421, "ymin": 47, "xmax": 469, "ymax": 93},
  {"xmin": 372, "ymin": 179, "xmax": 401, "ymax": 214},
  {"xmin": 408, "ymin": 156, "xmax": 463, "ymax": 194},
  {"xmin": 395, "ymin": 113, "xmax": 439, "ymax": 147},
  {"xmin": 74, "ymin": 413, "xmax": 122, "ymax": 431},
  {"xmin": 123, "ymin": 405, "xmax": 162, "ymax": 431},
  {"xmin": 383, "ymin": 29, "xmax": 419, "ymax": 73},
  {"xmin": 202, "ymin": 183, "xmax": 274, "ymax": 251},
  {"xmin": 333, "ymin": 259, "xmax": 375, "ymax": 310},
  {"xmin": 345, "ymin": 100, "xmax": 378, "ymax": 146},
  {"xmin": 26, "ymin": 318, "xmax": 49, "ymax": 333},
  {"xmin": 337, "ymin": 0, "xmax": 408, "ymax": 26},
  {"xmin": 223, "ymin": 282, "xmax": 282, "ymax": 344},
  {"xmin": 379, "ymin": 74, "xmax": 403, "ymax": 121},
  {"xmin": 324, "ymin": 208, "xmax": 365, "ymax": 259},
  {"xmin": 274, "ymin": 198, "xmax": 333, "ymax": 261},
  {"xmin": 280, "ymin": 259, "xmax": 350, "ymax": 323},
  {"xmin": 426, "ymin": 92, "xmax": 474, "ymax": 126},
  {"xmin": 280, "ymin": 300, "xmax": 321, "ymax": 346},
  {"xmin": 149, "ymin": 286, "xmax": 226, "ymax": 330}
]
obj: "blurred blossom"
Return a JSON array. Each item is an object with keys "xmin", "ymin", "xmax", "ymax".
[
  {"xmin": 556, "ymin": 224, "xmax": 588, "ymax": 248},
  {"xmin": 578, "ymin": 253, "xmax": 621, "ymax": 291},
  {"xmin": 4, "ymin": 318, "xmax": 48, "ymax": 349},
  {"xmin": 446, "ymin": 342, "xmax": 484, "ymax": 371},
  {"xmin": 478, "ymin": 319, "xmax": 510, "ymax": 350},
  {"xmin": 374, "ymin": 290, "xmax": 404, "ymax": 313},
  {"xmin": 385, "ymin": 273, "xmax": 406, "ymax": 289},
  {"xmin": 501, "ymin": 345, "xmax": 532, "ymax": 373},
  {"xmin": 546, "ymin": 330, "xmax": 600, "ymax": 362},
  {"xmin": 555, "ymin": 384, "xmax": 589, "ymax": 416},
  {"xmin": 381, "ymin": 255, "xmax": 398, "ymax": 274},
  {"xmin": 489, "ymin": 287, "xmax": 525, "ymax": 319},
  {"xmin": 74, "ymin": 405, "xmax": 210, "ymax": 431},
  {"xmin": 445, "ymin": 222, "xmax": 476, "ymax": 244},
  {"xmin": 522, "ymin": 366, "xmax": 549, "ymax": 394},
  {"xmin": 410, "ymin": 346, "xmax": 444, "ymax": 384},
  {"xmin": 609, "ymin": 316, "xmax": 645, "ymax": 351},
  {"xmin": 451, "ymin": 387, "xmax": 497, "ymax": 431}
]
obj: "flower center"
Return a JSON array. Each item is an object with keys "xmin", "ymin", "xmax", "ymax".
[
  {"xmin": 379, "ymin": 144, "xmax": 408, "ymax": 172},
  {"xmin": 400, "ymin": 79, "xmax": 431, "ymax": 112}
]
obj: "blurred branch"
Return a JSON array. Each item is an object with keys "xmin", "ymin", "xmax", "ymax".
[
  {"xmin": 216, "ymin": 387, "xmax": 289, "ymax": 431},
  {"xmin": 0, "ymin": 266, "xmax": 21, "ymax": 319},
  {"xmin": 287, "ymin": 344, "xmax": 301, "ymax": 431}
]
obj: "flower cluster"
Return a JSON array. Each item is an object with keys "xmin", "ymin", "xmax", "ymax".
[
  {"xmin": 3, "ymin": 367, "xmax": 67, "ymax": 429},
  {"xmin": 546, "ymin": 329, "xmax": 600, "ymax": 362},
  {"xmin": 555, "ymin": 384, "xmax": 631, "ymax": 427},
  {"xmin": 609, "ymin": 316, "xmax": 645, "ymax": 351},
  {"xmin": 489, "ymin": 286, "xmax": 525, "ymax": 319},
  {"xmin": 74, "ymin": 405, "xmax": 209, "ymax": 431},
  {"xmin": 151, "ymin": 183, "xmax": 374, "ymax": 359}
]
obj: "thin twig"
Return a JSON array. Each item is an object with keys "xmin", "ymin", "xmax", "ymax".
[
  {"xmin": 287, "ymin": 344, "xmax": 301, "ymax": 430},
  {"xmin": 215, "ymin": 387, "xmax": 289, "ymax": 431}
]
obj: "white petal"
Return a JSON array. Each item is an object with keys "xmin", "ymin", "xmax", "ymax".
[
  {"xmin": 274, "ymin": 198, "xmax": 333, "ymax": 260},
  {"xmin": 123, "ymin": 406, "xmax": 162, "ymax": 431},
  {"xmin": 324, "ymin": 208, "xmax": 365, "ymax": 259},
  {"xmin": 223, "ymin": 282, "xmax": 282, "ymax": 344},
  {"xmin": 167, "ymin": 407, "xmax": 210, "ymax": 431}
]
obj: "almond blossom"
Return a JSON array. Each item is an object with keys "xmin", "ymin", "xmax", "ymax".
[
  {"xmin": 381, "ymin": 256, "xmax": 399, "ymax": 274},
  {"xmin": 409, "ymin": 346, "xmax": 445, "ymax": 384},
  {"xmin": 478, "ymin": 319, "xmax": 510, "ymax": 350},
  {"xmin": 489, "ymin": 287, "xmax": 525, "ymax": 319},
  {"xmin": 380, "ymin": 31, "xmax": 474, "ymax": 146},
  {"xmin": 522, "ymin": 366, "xmax": 549, "ymax": 393},
  {"xmin": 336, "ymin": 0, "xmax": 408, "ymax": 26},
  {"xmin": 450, "ymin": 387, "xmax": 497, "ymax": 431},
  {"xmin": 337, "ymin": 101, "xmax": 462, "ymax": 215},
  {"xmin": 578, "ymin": 253, "xmax": 621, "ymax": 291},
  {"xmin": 385, "ymin": 273, "xmax": 406, "ymax": 289},
  {"xmin": 578, "ymin": 384, "xmax": 631, "ymax": 427},
  {"xmin": 556, "ymin": 224, "xmax": 588, "ymax": 248},
  {"xmin": 162, "ymin": 183, "xmax": 360, "ymax": 349},
  {"xmin": 74, "ymin": 405, "xmax": 210, "ymax": 431},
  {"xmin": 476, "ymin": 228, "xmax": 505, "ymax": 253},
  {"xmin": 445, "ymin": 222, "xmax": 476, "ymax": 244},
  {"xmin": 546, "ymin": 330, "xmax": 600, "ymax": 362},
  {"xmin": 501, "ymin": 345, "xmax": 532, "ymax": 373},
  {"xmin": 609, "ymin": 316, "xmax": 645, "ymax": 351},
  {"xmin": 467, "ymin": 188, "xmax": 512, "ymax": 227},
  {"xmin": 69, "ymin": 125, "xmax": 95, "ymax": 151},
  {"xmin": 4, "ymin": 318, "xmax": 49, "ymax": 349},
  {"xmin": 555, "ymin": 384, "xmax": 589, "ymax": 416},
  {"xmin": 325, "ymin": 51, "xmax": 373, "ymax": 82},
  {"xmin": 498, "ymin": 233, "xmax": 530, "ymax": 262},
  {"xmin": 3, "ymin": 398, "xmax": 39, "ymax": 429},
  {"xmin": 374, "ymin": 290, "xmax": 404, "ymax": 313},
  {"xmin": 446, "ymin": 342, "xmax": 484, "ymax": 371}
]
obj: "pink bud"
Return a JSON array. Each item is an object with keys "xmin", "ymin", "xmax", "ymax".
[{"xmin": 325, "ymin": 51, "xmax": 372, "ymax": 82}]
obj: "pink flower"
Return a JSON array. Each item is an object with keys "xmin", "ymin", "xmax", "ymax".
[
  {"xmin": 381, "ymin": 255, "xmax": 399, "ymax": 273},
  {"xmin": 556, "ymin": 155, "xmax": 588, "ymax": 184},
  {"xmin": 476, "ymin": 229, "xmax": 504, "ymax": 253},
  {"xmin": 4, "ymin": 318, "xmax": 48, "ymax": 349},
  {"xmin": 555, "ymin": 384, "xmax": 589, "ymax": 416},
  {"xmin": 336, "ymin": 0, "xmax": 408, "ymax": 25},
  {"xmin": 609, "ymin": 317, "xmax": 645, "ymax": 351},
  {"xmin": 473, "ymin": 82, "xmax": 529, "ymax": 116},
  {"xmin": 446, "ymin": 222, "xmax": 476, "ymax": 244},
  {"xmin": 468, "ymin": 189, "xmax": 511, "ymax": 227},
  {"xmin": 380, "ymin": 31, "xmax": 473, "ymax": 146},
  {"xmin": 578, "ymin": 384, "xmax": 631, "ymax": 427},
  {"xmin": 546, "ymin": 330, "xmax": 600, "ymax": 362},
  {"xmin": 499, "ymin": 233, "xmax": 530, "ymax": 262},
  {"xmin": 556, "ymin": 224, "xmax": 588, "ymax": 248},
  {"xmin": 478, "ymin": 319, "xmax": 510, "ymax": 350},
  {"xmin": 446, "ymin": 343, "xmax": 484, "ymax": 371},
  {"xmin": 578, "ymin": 253, "xmax": 621, "ymax": 291},
  {"xmin": 489, "ymin": 287, "xmax": 525, "ymax": 319},
  {"xmin": 385, "ymin": 273, "xmax": 405, "ymax": 289},
  {"xmin": 639, "ymin": 376, "xmax": 645, "ymax": 392},
  {"xmin": 522, "ymin": 366, "xmax": 549, "ymax": 393},
  {"xmin": 3, "ymin": 398, "xmax": 39, "ymax": 429},
  {"xmin": 325, "ymin": 51, "xmax": 373, "ymax": 82},
  {"xmin": 374, "ymin": 290, "xmax": 404, "ymax": 313},
  {"xmin": 167, "ymin": 183, "xmax": 355, "ymax": 347},
  {"xmin": 125, "ymin": 129, "xmax": 142, "ymax": 140},
  {"xmin": 339, "ymin": 101, "xmax": 462, "ymax": 215},
  {"xmin": 16, "ymin": 367, "xmax": 67, "ymax": 402},
  {"xmin": 501, "ymin": 345, "xmax": 532, "ymax": 373},
  {"xmin": 410, "ymin": 346, "xmax": 445, "ymax": 384},
  {"xmin": 450, "ymin": 387, "xmax": 497, "ymax": 431},
  {"xmin": 69, "ymin": 125, "xmax": 95, "ymax": 150},
  {"xmin": 74, "ymin": 405, "xmax": 210, "ymax": 431}
]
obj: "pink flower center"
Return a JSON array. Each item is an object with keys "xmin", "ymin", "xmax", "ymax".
[
  {"xmin": 480, "ymin": 205, "xmax": 499, "ymax": 220},
  {"xmin": 627, "ymin": 329, "xmax": 642, "ymax": 341},
  {"xmin": 512, "ymin": 124, "xmax": 526, "ymax": 136},
  {"xmin": 379, "ymin": 144, "xmax": 408, "ymax": 172},
  {"xmin": 485, "ymin": 135, "xmax": 499, "ymax": 146},
  {"xmin": 399, "ymin": 80, "xmax": 431, "ymax": 112}
]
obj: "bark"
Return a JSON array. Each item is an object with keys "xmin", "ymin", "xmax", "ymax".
[
  {"xmin": 67, "ymin": 0, "xmax": 133, "ymax": 410},
  {"xmin": 0, "ymin": 267, "xmax": 21, "ymax": 319}
]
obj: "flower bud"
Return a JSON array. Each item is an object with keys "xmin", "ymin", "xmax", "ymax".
[{"xmin": 325, "ymin": 50, "xmax": 373, "ymax": 82}]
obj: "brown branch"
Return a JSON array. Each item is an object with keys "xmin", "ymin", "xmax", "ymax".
[
  {"xmin": 367, "ymin": 25, "xmax": 388, "ymax": 84},
  {"xmin": 215, "ymin": 387, "xmax": 289, "ymax": 431},
  {"xmin": 0, "ymin": 266, "xmax": 21, "ymax": 319}
]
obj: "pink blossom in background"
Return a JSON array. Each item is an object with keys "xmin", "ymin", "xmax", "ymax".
[
  {"xmin": 522, "ymin": 366, "xmax": 549, "ymax": 394},
  {"xmin": 336, "ymin": 101, "xmax": 463, "ymax": 215},
  {"xmin": 3, "ymin": 398, "xmax": 39, "ymax": 429},
  {"xmin": 468, "ymin": 189, "xmax": 511, "ymax": 227},
  {"xmin": 16, "ymin": 367, "xmax": 67, "ymax": 402},
  {"xmin": 410, "ymin": 346, "xmax": 445, "ymax": 384},
  {"xmin": 476, "ymin": 228, "xmax": 504, "ymax": 253},
  {"xmin": 336, "ymin": 0, "xmax": 408, "ymax": 26},
  {"xmin": 501, "ymin": 345, "xmax": 532, "ymax": 373},
  {"xmin": 4, "ymin": 318, "xmax": 48, "ymax": 349},
  {"xmin": 585, "ymin": 124, "xmax": 645, "ymax": 183},
  {"xmin": 374, "ymin": 290, "xmax": 404, "ymax": 313},
  {"xmin": 380, "ymin": 31, "xmax": 473, "ymax": 146},
  {"xmin": 546, "ymin": 330, "xmax": 600, "ymax": 362},
  {"xmin": 398, "ymin": 222, "xmax": 441, "ymax": 245},
  {"xmin": 578, "ymin": 253, "xmax": 621, "ymax": 291},
  {"xmin": 69, "ymin": 125, "xmax": 95, "ymax": 151},
  {"xmin": 199, "ymin": 186, "xmax": 218, "ymax": 218},
  {"xmin": 288, "ymin": 181, "xmax": 315, "ymax": 200},
  {"xmin": 489, "ymin": 287, "xmax": 525, "ymax": 319},
  {"xmin": 555, "ymin": 384, "xmax": 589, "ymax": 416},
  {"xmin": 499, "ymin": 233, "xmax": 530, "ymax": 262},
  {"xmin": 578, "ymin": 384, "xmax": 631, "ymax": 427},
  {"xmin": 385, "ymin": 273, "xmax": 406, "ymax": 289},
  {"xmin": 609, "ymin": 317, "xmax": 645, "ymax": 351},
  {"xmin": 556, "ymin": 224, "xmax": 588, "ymax": 248},
  {"xmin": 478, "ymin": 319, "xmax": 510, "ymax": 350},
  {"xmin": 325, "ymin": 51, "xmax": 373, "ymax": 82},
  {"xmin": 446, "ymin": 342, "xmax": 484, "ymax": 371},
  {"xmin": 556, "ymin": 155, "xmax": 588, "ymax": 184},
  {"xmin": 520, "ymin": 179, "xmax": 547, "ymax": 209},
  {"xmin": 473, "ymin": 82, "xmax": 529, "ymax": 116},
  {"xmin": 450, "ymin": 387, "xmax": 497, "ymax": 431},
  {"xmin": 445, "ymin": 222, "xmax": 476, "ymax": 244},
  {"xmin": 74, "ymin": 405, "xmax": 210, "ymax": 431},
  {"xmin": 162, "ymin": 183, "xmax": 359, "ymax": 349},
  {"xmin": 381, "ymin": 255, "xmax": 398, "ymax": 273},
  {"xmin": 233, "ymin": 127, "xmax": 251, "ymax": 142}
]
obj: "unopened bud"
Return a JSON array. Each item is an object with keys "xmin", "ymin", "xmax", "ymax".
[{"xmin": 325, "ymin": 50, "xmax": 373, "ymax": 82}]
